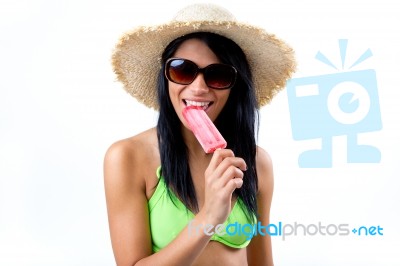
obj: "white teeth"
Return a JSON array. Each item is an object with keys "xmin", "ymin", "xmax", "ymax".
[{"xmin": 185, "ymin": 100, "xmax": 210, "ymax": 108}]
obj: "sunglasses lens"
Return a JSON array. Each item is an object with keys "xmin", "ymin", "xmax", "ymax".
[
  {"xmin": 205, "ymin": 64, "xmax": 236, "ymax": 89},
  {"xmin": 166, "ymin": 58, "xmax": 237, "ymax": 89},
  {"xmin": 167, "ymin": 59, "xmax": 197, "ymax": 85}
]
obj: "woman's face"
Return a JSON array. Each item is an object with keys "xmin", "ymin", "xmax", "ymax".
[{"xmin": 167, "ymin": 38, "xmax": 231, "ymax": 128}]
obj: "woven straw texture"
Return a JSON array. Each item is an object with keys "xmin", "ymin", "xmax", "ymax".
[{"xmin": 112, "ymin": 3, "xmax": 296, "ymax": 109}]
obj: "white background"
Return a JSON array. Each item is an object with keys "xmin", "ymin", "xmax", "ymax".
[{"xmin": 0, "ymin": 0, "xmax": 399, "ymax": 265}]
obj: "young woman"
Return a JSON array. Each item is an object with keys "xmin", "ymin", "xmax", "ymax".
[{"xmin": 105, "ymin": 4, "xmax": 295, "ymax": 266}]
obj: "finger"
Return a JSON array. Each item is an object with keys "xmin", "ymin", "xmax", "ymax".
[
  {"xmin": 206, "ymin": 149, "xmax": 235, "ymax": 173},
  {"xmin": 227, "ymin": 178, "xmax": 243, "ymax": 194},
  {"xmin": 209, "ymin": 156, "xmax": 247, "ymax": 185},
  {"xmin": 215, "ymin": 156, "xmax": 247, "ymax": 175},
  {"xmin": 213, "ymin": 176, "xmax": 243, "ymax": 203},
  {"xmin": 218, "ymin": 165, "xmax": 244, "ymax": 186}
]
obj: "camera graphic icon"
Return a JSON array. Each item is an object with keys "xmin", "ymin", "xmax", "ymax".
[{"xmin": 287, "ymin": 40, "xmax": 382, "ymax": 168}]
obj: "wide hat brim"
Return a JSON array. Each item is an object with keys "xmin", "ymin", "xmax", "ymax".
[{"xmin": 112, "ymin": 4, "xmax": 296, "ymax": 109}]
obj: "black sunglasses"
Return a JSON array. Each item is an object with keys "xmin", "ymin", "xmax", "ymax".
[{"xmin": 165, "ymin": 58, "xmax": 237, "ymax": 90}]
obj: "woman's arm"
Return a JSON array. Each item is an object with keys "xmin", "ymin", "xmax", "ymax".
[
  {"xmin": 247, "ymin": 147, "xmax": 275, "ymax": 266},
  {"xmin": 104, "ymin": 141, "xmax": 245, "ymax": 266},
  {"xmin": 104, "ymin": 140, "xmax": 152, "ymax": 265}
]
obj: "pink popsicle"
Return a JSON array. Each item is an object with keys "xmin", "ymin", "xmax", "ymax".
[{"xmin": 182, "ymin": 106, "xmax": 227, "ymax": 153}]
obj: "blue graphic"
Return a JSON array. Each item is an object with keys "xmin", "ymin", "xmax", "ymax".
[{"xmin": 287, "ymin": 39, "xmax": 382, "ymax": 168}]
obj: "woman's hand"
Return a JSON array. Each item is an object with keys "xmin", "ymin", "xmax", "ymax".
[{"xmin": 201, "ymin": 149, "xmax": 247, "ymax": 226}]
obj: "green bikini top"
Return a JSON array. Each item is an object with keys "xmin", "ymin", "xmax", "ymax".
[{"xmin": 148, "ymin": 167, "xmax": 256, "ymax": 253}]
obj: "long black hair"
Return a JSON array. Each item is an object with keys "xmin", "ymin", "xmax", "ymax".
[{"xmin": 156, "ymin": 32, "xmax": 259, "ymax": 220}]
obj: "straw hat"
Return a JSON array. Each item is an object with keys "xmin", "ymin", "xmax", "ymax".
[{"xmin": 112, "ymin": 3, "xmax": 296, "ymax": 109}]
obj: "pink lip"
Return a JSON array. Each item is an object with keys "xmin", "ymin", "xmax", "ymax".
[{"xmin": 182, "ymin": 99, "xmax": 214, "ymax": 112}]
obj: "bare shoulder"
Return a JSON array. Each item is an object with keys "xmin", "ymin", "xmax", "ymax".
[
  {"xmin": 256, "ymin": 146, "xmax": 272, "ymax": 169},
  {"xmin": 104, "ymin": 127, "xmax": 160, "ymax": 194},
  {"xmin": 105, "ymin": 127, "xmax": 159, "ymax": 163},
  {"xmin": 255, "ymin": 146, "xmax": 274, "ymax": 193}
]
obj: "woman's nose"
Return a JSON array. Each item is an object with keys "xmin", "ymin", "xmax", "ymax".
[{"xmin": 189, "ymin": 73, "xmax": 209, "ymax": 95}]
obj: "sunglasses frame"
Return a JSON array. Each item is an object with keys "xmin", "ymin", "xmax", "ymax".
[{"xmin": 164, "ymin": 58, "xmax": 238, "ymax": 90}]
